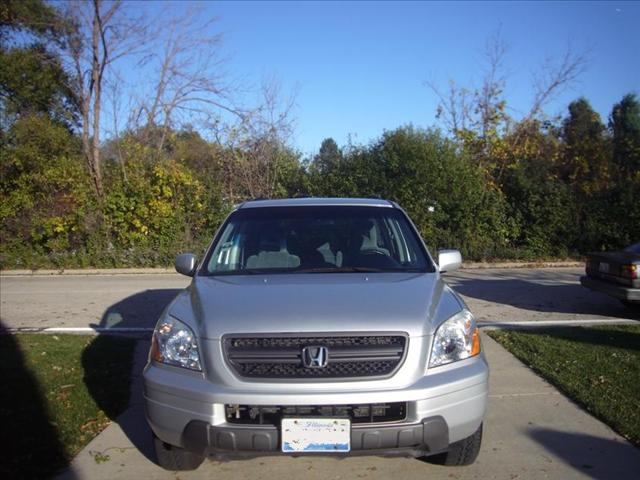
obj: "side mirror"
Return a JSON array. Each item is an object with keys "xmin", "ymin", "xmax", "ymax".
[
  {"xmin": 438, "ymin": 249, "xmax": 462, "ymax": 273},
  {"xmin": 175, "ymin": 253, "xmax": 198, "ymax": 277}
]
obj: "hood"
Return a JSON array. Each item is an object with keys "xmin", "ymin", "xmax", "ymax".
[{"xmin": 170, "ymin": 272, "xmax": 463, "ymax": 339}]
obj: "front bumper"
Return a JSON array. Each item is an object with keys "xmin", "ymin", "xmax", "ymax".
[
  {"xmin": 144, "ymin": 353, "xmax": 489, "ymax": 457},
  {"xmin": 180, "ymin": 416, "xmax": 450, "ymax": 459},
  {"xmin": 580, "ymin": 275, "xmax": 640, "ymax": 301}
]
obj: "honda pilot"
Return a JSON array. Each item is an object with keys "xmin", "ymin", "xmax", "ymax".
[{"xmin": 143, "ymin": 198, "xmax": 489, "ymax": 470}]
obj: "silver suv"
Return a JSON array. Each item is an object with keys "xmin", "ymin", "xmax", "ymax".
[{"xmin": 144, "ymin": 198, "xmax": 488, "ymax": 470}]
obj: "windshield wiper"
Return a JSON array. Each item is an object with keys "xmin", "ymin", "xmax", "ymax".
[
  {"xmin": 295, "ymin": 266, "xmax": 385, "ymax": 273},
  {"xmin": 212, "ymin": 268, "xmax": 288, "ymax": 275},
  {"xmin": 297, "ymin": 266, "xmax": 428, "ymax": 273},
  {"xmin": 211, "ymin": 266, "xmax": 426, "ymax": 275}
]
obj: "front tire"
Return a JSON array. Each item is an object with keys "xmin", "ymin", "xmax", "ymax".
[
  {"xmin": 153, "ymin": 434, "xmax": 205, "ymax": 471},
  {"xmin": 426, "ymin": 423, "xmax": 483, "ymax": 466}
]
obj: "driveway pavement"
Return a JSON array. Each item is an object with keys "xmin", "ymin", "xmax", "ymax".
[{"xmin": 57, "ymin": 334, "xmax": 640, "ymax": 480}]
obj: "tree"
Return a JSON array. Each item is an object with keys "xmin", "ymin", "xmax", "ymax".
[
  {"xmin": 604, "ymin": 93, "xmax": 640, "ymax": 250},
  {"xmin": 426, "ymin": 30, "xmax": 589, "ymax": 176},
  {"xmin": 0, "ymin": 0, "xmax": 76, "ymax": 128},
  {"xmin": 0, "ymin": 45, "xmax": 77, "ymax": 127},
  {"xmin": 312, "ymin": 138, "xmax": 342, "ymax": 174},
  {"xmin": 218, "ymin": 78, "xmax": 297, "ymax": 201},
  {"xmin": 131, "ymin": 7, "xmax": 238, "ymax": 156},
  {"xmin": 558, "ymin": 98, "xmax": 610, "ymax": 252},
  {"xmin": 307, "ymin": 138, "xmax": 367, "ymax": 198},
  {"xmin": 0, "ymin": 0, "xmax": 66, "ymax": 44},
  {"xmin": 501, "ymin": 152, "xmax": 575, "ymax": 258},
  {"xmin": 307, "ymin": 138, "xmax": 344, "ymax": 196},
  {"xmin": 528, "ymin": 46, "xmax": 589, "ymax": 120},
  {"xmin": 64, "ymin": 0, "xmax": 149, "ymax": 200},
  {"xmin": 561, "ymin": 98, "xmax": 608, "ymax": 190},
  {"xmin": 610, "ymin": 93, "xmax": 640, "ymax": 178}
]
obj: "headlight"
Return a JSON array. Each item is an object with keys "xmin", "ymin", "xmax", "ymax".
[
  {"xmin": 150, "ymin": 316, "xmax": 201, "ymax": 371},
  {"xmin": 429, "ymin": 310, "xmax": 480, "ymax": 368}
]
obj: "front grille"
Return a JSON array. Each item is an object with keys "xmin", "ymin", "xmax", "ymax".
[
  {"xmin": 225, "ymin": 403, "xmax": 407, "ymax": 425},
  {"xmin": 223, "ymin": 334, "xmax": 407, "ymax": 379}
]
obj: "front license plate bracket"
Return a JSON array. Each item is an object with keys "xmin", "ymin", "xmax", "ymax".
[{"xmin": 281, "ymin": 418, "xmax": 351, "ymax": 453}]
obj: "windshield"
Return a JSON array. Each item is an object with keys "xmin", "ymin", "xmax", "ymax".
[{"xmin": 202, "ymin": 206, "xmax": 433, "ymax": 275}]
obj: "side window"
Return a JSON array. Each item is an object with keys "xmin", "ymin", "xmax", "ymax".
[
  {"xmin": 386, "ymin": 217, "xmax": 411, "ymax": 264},
  {"xmin": 208, "ymin": 223, "xmax": 239, "ymax": 272}
]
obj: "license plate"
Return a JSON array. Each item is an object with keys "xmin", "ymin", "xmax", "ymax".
[
  {"xmin": 281, "ymin": 418, "xmax": 350, "ymax": 453},
  {"xmin": 599, "ymin": 262, "xmax": 610, "ymax": 273}
]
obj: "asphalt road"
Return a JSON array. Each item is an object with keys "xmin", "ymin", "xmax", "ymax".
[{"xmin": 1, "ymin": 267, "xmax": 638, "ymax": 331}]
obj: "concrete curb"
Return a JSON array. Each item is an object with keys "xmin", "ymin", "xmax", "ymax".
[
  {"xmin": 0, "ymin": 261, "xmax": 583, "ymax": 276},
  {"xmin": 462, "ymin": 261, "xmax": 583, "ymax": 269},
  {"xmin": 0, "ymin": 267, "xmax": 176, "ymax": 276}
]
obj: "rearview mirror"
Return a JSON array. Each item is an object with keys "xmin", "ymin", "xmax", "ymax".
[
  {"xmin": 175, "ymin": 253, "xmax": 198, "ymax": 277},
  {"xmin": 437, "ymin": 249, "xmax": 462, "ymax": 273}
]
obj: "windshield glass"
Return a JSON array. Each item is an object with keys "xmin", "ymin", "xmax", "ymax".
[{"xmin": 203, "ymin": 206, "xmax": 433, "ymax": 275}]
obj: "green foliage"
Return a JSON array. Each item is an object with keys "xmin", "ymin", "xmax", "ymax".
[
  {"xmin": 0, "ymin": 0, "xmax": 67, "ymax": 43},
  {"xmin": 561, "ymin": 98, "xmax": 609, "ymax": 191},
  {"xmin": 308, "ymin": 127, "xmax": 513, "ymax": 259},
  {"xmin": 2, "ymin": 91, "xmax": 639, "ymax": 268},
  {"xmin": 365, "ymin": 127, "xmax": 512, "ymax": 258},
  {"xmin": 1, "ymin": 0, "xmax": 77, "ymax": 127},
  {"xmin": 101, "ymin": 139, "xmax": 217, "ymax": 263},
  {"xmin": 610, "ymin": 93, "xmax": 640, "ymax": 177},
  {"xmin": 0, "ymin": 115, "xmax": 90, "ymax": 267},
  {"xmin": 0, "ymin": 44, "xmax": 77, "ymax": 126},
  {"xmin": 502, "ymin": 155, "xmax": 574, "ymax": 258}
]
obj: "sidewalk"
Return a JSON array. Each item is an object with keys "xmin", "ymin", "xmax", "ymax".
[{"xmin": 56, "ymin": 334, "xmax": 640, "ymax": 480}]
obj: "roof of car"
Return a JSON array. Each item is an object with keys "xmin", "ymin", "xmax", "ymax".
[{"xmin": 237, "ymin": 197, "xmax": 396, "ymax": 209}]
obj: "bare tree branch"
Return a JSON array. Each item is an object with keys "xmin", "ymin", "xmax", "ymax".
[
  {"xmin": 476, "ymin": 27, "xmax": 509, "ymax": 139},
  {"xmin": 217, "ymin": 77, "xmax": 297, "ymax": 201},
  {"xmin": 424, "ymin": 78, "xmax": 471, "ymax": 133},
  {"xmin": 527, "ymin": 44, "xmax": 590, "ymax": 120},
  {"xmin": 425, "ymin": 29, "xmax": 589, "ymax": 146},
  {"xmin": 130, "ymin": 6, "xmax": 242, "ymax": 155},
  {"xmin": 425, "ymin": 27, "xmax": 508, "ymax": 139}
]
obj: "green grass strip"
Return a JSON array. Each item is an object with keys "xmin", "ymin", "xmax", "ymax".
[
  {"xmin": 488, "ymin": 325, "xmax": 640, "ymax": 447},
  {"xmin": 0, "ymin": 334, "xmax": 137, "ymax": 478}
]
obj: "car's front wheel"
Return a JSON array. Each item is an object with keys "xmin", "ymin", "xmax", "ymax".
[
  {"xmin": 425, "ymin": 423, "xmax": 483, "ymax": 466},
  {"xmin": 153, "ymin": 434, "xmax": 205, "ymax": 471}
]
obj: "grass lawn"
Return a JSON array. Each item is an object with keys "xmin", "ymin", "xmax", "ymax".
[
  {"xmin": 488, "ymin": 325, "xmax": 640, "ymax": 448},
  {"xmin": 0, "ymin": 334, "xmax": 137, "ymax": 478}
]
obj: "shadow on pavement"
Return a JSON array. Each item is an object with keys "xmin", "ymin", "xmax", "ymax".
[
  {"xmin": 448, "ymin": 273, "xmax": 640, "ymax": 320},
  {"xmin": 91, "ymin": 288, "xmax": 183, "ymax": 331},
  {"xmin": 527, "ymin": 427, "xmax": 640, "ymax": 479},
  {"xmin": 0, "ymin": 320, "xmax": 78, "ymax": 479},
  {"xmin": 82, "ymin": 289, "xmax": 182, "ymax": 466}
]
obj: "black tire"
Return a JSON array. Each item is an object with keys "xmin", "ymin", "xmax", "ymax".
[
  {"xmin": 153, "ymin": 434, "xmax": 205, "ymax": 471},
  {"xmin": 426, "ymin": 423, "xmax": 483, "ymax": 466}
]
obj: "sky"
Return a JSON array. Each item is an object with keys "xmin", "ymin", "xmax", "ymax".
[{"xmin": 134, "ymin": 1, "xmax": 640, "ymax": 156}]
